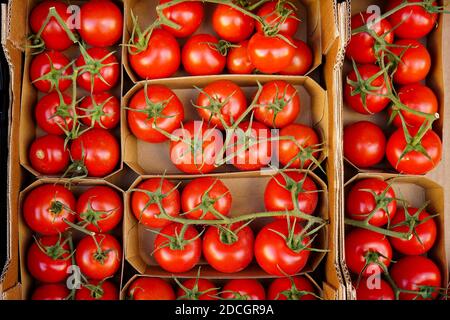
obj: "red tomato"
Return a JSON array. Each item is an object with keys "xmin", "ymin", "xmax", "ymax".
[
  {"xmin": 29, "ymin": 134, "xmax": 70, "ymax": 175},
  {"xmin": 346, "ymin": 178, "xmax": 397, "ymax": 227},
  {"xmin": 31, "ymin": 284, "xmax": 69, "ymax": 300},
  {"xmin": 30, "ymin": 51, "xmax": 72, "ymax": 93},
  {"xmin": 256, "ymin": 1, "xmax": 299, "ymax": 37},
  {"xmin": 182, "ymin": 34, "xmax": 226, "ymax": 76},
  {"xmin": 279, "ymin": 39, "xmax": 313, "ymax": 75},
  {"xmin": 169, "ymin": 121, "xmax": 221, "ymax": 174},
  {"xmin": 79, "ymin": 0, "xmax": 123, "ymax": 47},
  {"xmin": 23, "ymin": 184, "xmax": 76, "ymax": 235},
  {"xmin": 75, "ymin": 234, "xmax": 122, "ymax": 280},
  {"xmin": 29, "ymin": 0, "xmax": 74, "ymax": 51},
  {"xmin": 344, "ymin": 121, "xmax": 386, "ymax": 168},
  {"xmin": 75, "ymin": 47, "xmax": 119, "ymax": 93},
  {"xmin": 391, "ymin": 256, "xmax": 441, "ymax": 300},
  {"xmin": 195, "ymin": 80, "xmax": 247, "ymax": 129},
  {"xmin": 202, "ymin": 223, "xmax": 254, "ymax": 273},
  {"xmin": 226, "ymin": 41, "xmax": 254, "ymax": 74},
  {"xmin": 387, "ymin": 0, "xmax": 438, "ymax": 39},
  {"xmin": 78, "ymin": 93, "xmax": 120, "ymax": 129},
  {"xmin": 255, "ymin": 220, "xmax": 311, "ymax": 276},
  {"xmin": 212, "ymin": 4, "xmax": 255, "ymax": 43},
  {"xmin": 345, "ymin": 228, "xmax": 392, "ymax": 277},
  {"xmin": 181, "ymin": 177, "xmax": 231, "ymax": 220},
  {"xmin": 389, "ymin": 207, "xmax": 437, "ymax": 255},
  {"xmin": 131, "ymin": 178, "xmax": 180, "ymax": 228},
  {"xmin": 346, "ymin": 12, "xmax": 394, "ymax": 64},
  {"xmin": 221, "ymin": 279, "xmax": 265, "ymax": 300},
  {"xmin": 248, "ymin": 33, "xmax": 295, "ymax": 74},
  {"xmin": 344, "ymin": 64, "xmax": 390, "ymax": 114},
  {"xmin": 255, "ymin": 80, "xmax": 300, "ymax": 128},
  {"xmin": 386, "ymin": 127, "xmax": 442, "ymax": 175},
  {"xmin": 128, "ymin": 277, "xmax": 175, "ymax": 300},
  {"xmin": 264, "ymin": 172, "xmax": 318, "ymax": 217},
  {"xmin": 129, "ymin": 29, "xmax": 180, "ymax": 79},
  {"xmin": 268, "ymin": 277, "xmax": 317, "ymax": 300},
  {"xmin": 278, "ymin": 123, "xmax": 320, "ymax": 169},
  {"xmin": 75, "ymin": 280, "xmax": 118, "ymax": 300},
  {"xmin": 177, "ymin": 278, "xmax": 218, "ymax": 300},
  {"xmin": 127, "ymin": 84, "xmax": 184, "ymax": 143},
  {"xmin": 70, "ymin": 128, "xmax": 120, "ymax": 177},
  {"xmin": 35, "ymin": 92, "xmax": 74, "ymax": 135},
  {"xmin": 390, "ymin": 40, "xmax": 431, "ymax": 85},
  {"xmin": 160, "ymin": 0, "xmax": 204, "ymax": 38},
  {"xmin": 355, "ymin": 278, "xmax": 395, "ymax": 300},
  {"xmin": 76, "ymin": 186, "xmax": 123, "ymax": 233}
]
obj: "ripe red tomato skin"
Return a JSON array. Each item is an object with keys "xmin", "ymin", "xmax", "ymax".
[
  {"xmin": 256, "ymin": 1, "xmax": 299, "ymax": 37},
  {"xmin": 31, "ymin": 284, "xmax": 69, "ymax": 300},
  {"xmin": 129, "ymin": 29, "xmax": 180, "ymax": 80},
  {"xmin": 268, "ymin": 277, "xmax": 316, "ymax": 300},
  {"xmin": 344, "ymin": 121, "xmax": 386, "ymax": 169},
  {"xmin": 279, "ymin": 39, "xmax": 313, "ymax": 75},
  {"xmin": 79, "ymin": 0, "xmax": 123, "ymax": 47},
  {"xmin": 391, "ymin": 40, "xmax": 431, "ymax": 86},
  {"xmin": 29, "ymin": 134, "xmax": 70, "ymax": 175},
  {"xmin": 355, "ymin": 278, "xmax": 395, "ymax": 300},
  {"xmin": 78, "ymin": 93, "xmax": 120, "ymax": 129},
  {"xmin": 202, "ymin": 223, "xmax": 254, "ymax": 273},
  {"xmin": 221, "ymin": 279, "xmax": 265, "ymax": 300},
  {"xmin": 128, "ymin": 277, "xmax": 175, "ymax": 300},
  {"xmin": 23, "ymin": 184, "xmax": 76, "ymax": 235},
  {"xmin": 227, "ymin": 41, "xmax": 254, "ymax": 74},
  {"xmin": 160, "ymin": 0, "xmax": 204, "ymax": 38},
  {"xmin": 153, "ymin": 223, "xmax": 201, "ymax": 273},
  {"xmin": 70, "ymin": 128, "xmax": 120, "ymax": 177},
  {"xmin": 182, "ymin": 34, "xmax": 226, "ymax": 76},
  {"xmin": 30, "ymin": 51, "xmax": 72, "ymax": 93},
  {"xmin": 212, "ymin": 4, "xmax": 255, "ymax": 43},
  {"xmin": 177, "ymin": 279, "xmax": 218, "ymax": 300},
  {"xmin": 389, "ymin": 207, "xmax": 437, "ymax": 255},
  {"xmin": 35, "ymin": 92, "xmax": 74, "ymax": 135},
  {"xmin": 346, "ymin": 178, "xmax": 397, "ymax": 227},
  {"xmin": 75, "ymin": 281, "xmax": 118, "ymax": 300}
]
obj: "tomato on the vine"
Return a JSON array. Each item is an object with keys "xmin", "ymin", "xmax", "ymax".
[
  {"xmin": 256, "ymin": 1, "xmax": 299, "ymax": 37},
  {"xmin": 212, "ymin": 4, "xmax": 255, "ymax": 43},
  {"xmin": 279, "ymin": 39, "xmax": 313, "ymax": 75},
  {"xmin": 226, "ymin": 41, "xmax": 254, "ymax": 74},
  {"xmin": 29, "ymin": 134, "xmax": 70, "ymax": 175},
  {"xmin": 221, "ymin": 279, "xmax": 265, "ymax": 300},
  {"xmin": 78, "ymin": 93, "xmax": 120, "ymax": 129},
  {"xmin": 31, "ymin": 284, "xmax": 69, "ymax": 300},
  {"xmin": 160, "ymin": 0, "xmax": 204, "ymax": 38},
  {"xmin": 182, "ymin": 34, "xmax": 226, "ymax": 76},
  {"xmin": 267, "ymin": 277, "xmax": 317, "ymax": 300},
  {"xmin": 75, "ymin": 280, "xmax": 118, "ymax": 300},
  {"xmin": 128, "ymin": 277, "xmax": 175, "ymax": 300},
  {"xmin": 30, "ymin": 51, "xmax": 72, "ymax": 93},
  {"xmin": 177, "ymin": 278, "xmax": 218, "ymax": 300},
  {"xmin": 355, "ymin": 278, "xmax": 395, "ymax": 300},
  {"xmin": 35, "ymin": 92, "xmax": 74, "ymax": 135}
]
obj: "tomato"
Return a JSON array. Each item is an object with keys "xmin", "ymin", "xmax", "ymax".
[
  {"xmin": 386, "ymin": 127, "xmax": 442, "ymax": 175},
  {"xmin": 255, "ymin": 220, "xmax": 311, "ymax": 276},
  {"xmin": 390, "ymin": 40, "xmax": 431, "ymax": 85},
  {"xmin": 195, "ymin": 80, "xmax": 247, "ymax": 129},
  {"xmin": 78, "ymin": 93, "xmax": 120, "ymax": 129},
  {"xmin": 345, "ymin": 228, "xmax": 392, "ymax": 277},
  {"xmin": 256, "ymin": 1, "xmax": 299, "ymax": 37},
  {"xmin": 76, "ymin": 186, "xmax": 123, "ymax": 233},
  {"xmin": 30, "ymin": 51, "xmax": 72, "ymax": 93},
  {"xmin": 344, "ymin": 64, "xmax": 390, "ymax": 114},
  {"xmin": 169, "ymin": 121, "xmax": 221, "ymax": 174},
  {"xmin": 70, "ymin": 128, "xmax": 120, "ymax": 177},
  {"xmin": 344, "ymin": 121, "xmax": 386, "ymax": 168},
  {"xmin": 226, "ymin": 41, "xmax": 254, "ymax": 74},
  {"xmin": 212, "ymin": 4, "xmax": 255, "ymax": 43},
  {"xmin": 387, "ymin": 0, "xmax": 438, "ymax": 39},
  {"xmin": 75, "ymin": 280, "xmax": 118, "ymax": 300},
  {"xmin": 390, "ymin": 84, "xmax": 438, "ymax": 127},
  {"xmin": 75, "ymin": 234, "xmax": 122, "ymax": 280},
  {"xmin": 131, "ymin": 178, "xmax": 180, "ymax": 228},
  {"xmin": 29, "ymin": 0, "xmax": 74, "ymax": 51},
  {"xmin": 279, "ymin": 39, "xmax": 313, "ymax": 75},
  {"xmin": 160, "ymin": 0, "xmax": 204, "ymax": 38},
  {"xmin": 29, "ymin": 134, "xmax": 70, "ymax": 175},
  {"xmin": 221, "ymin": 279, "xmax": 265, "ymax": 300},
  {"xmin": 177, "ymin": 278, "xmax": 218, "ymax": 300},
  {"xmin": 129, "ymin": 29, "xmax": 180, "ymax": 79},
  {"xmin": 27, "ymin": 235, "xmax": 71, "ymax": 283},
  {"xmin": 181, "ymin": 177, "xmax": 231, "ymax": 220},
  {"xmin": 247, "ymin": 33, "xmax": 295, "ymax": 74},
  {"xmin": 75, "ymin": 47, "xmax": 119, "ymax": 93},
  {"xmin": 35, "ymin": 92, "xmax": 74, "ymax": 135},
  {"xmin": 23, "ymin": 184, "xmax": 76, "ymax": 235},
  {"xmin": 355, "ymin": 278, "xmax": 395, "ymax": 300},
  {"xmin": 278, "ymin": 123, "xmax": 320, "ymax": 169},
  {"xmin": 264, "ymin": 172, "xmax": 318, "ymax": 217},
  {"xmin": 389, "ymin": 207, "xmax": 437, "ymax": 255},
  {"xmin": 267, "ymin": 277, "xmax": 317, "ymax": 300},
  {"xmin": 203, "ymin": 223, "xmax": 254, "ymax": 273},
  {"xmin": 255, "ymin": 80, "xmax": 300, "ymax": 128},
  {"xmin": 346, "ymin": 12, "xmax": 394, "ymax": 64},
  {"xmin": 391, "ymin": 256, "xmax": 441, "ymax": 300},
  {"xmin": 182, "ymin": 34, "xmax": 226, "ymax": 75},
  {"xmin": 346, "ymin": 178, "xmax": 397, "ymax": 227},
  {"xmin": 79, "ymin": 0, "xmax": 123, "ymax": 47},
  {"xmin": 128, "ymin": 277, "xmax": 175, "ymax": 300},
  {"xmin": 31, "ymin": 284, "xmax": 69, "ymax": 300},
  {"xmin": 228, "ymin": 121, "xmax": 272, "ymax": 171},
  {"xmin": 127, "ymin": 84, "xmax": 184, "ymax": 143}
]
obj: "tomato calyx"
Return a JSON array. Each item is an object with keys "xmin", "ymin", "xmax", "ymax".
[
  {"xmin": 277, "ymin": 276, "xmax": 320, "ymax": 300},
  {"xmin": 218, "ymin": 290, "xmax": 250, "ymax": 300},
  {"xmin": 257, "ymin": 83, "xmax": 296, "ymax": 127},
  {"xmin": 31, "ymin": 54, "xmax": 74, "ymax": 91},
  {"xmin": 33, "ymin": 234, "xmax": 72, "ymax": 261},
  {"xmin": 217, "ymin": 221, "xmax": 252, "ymax": 245},
  {"xmin": 152, "ymin": 224, "xmax": 203, "ymax": 251},
  {"xmin": 91, "ymin": 235, "xmax": 115, "ymax": 265},
  {"xmin": 127, "ymin": 12, "xmax": 160, "ymax": 54},
  {"xmin": 81, "ymin": 279, "xmax": 107, "ymax": 300},
  {"xmin": 203, "ymin": 40, "xmax": 239, "ymax": 56},
  {"xmin": 78, "ymin": 198, "xmax": 117, "ymax": 232},
  {"xmin": 268, "ymin": 217, "xmax": 312, "ymax": 253},
  {"xmin": 78, "ymin": 96, "xmax": 115, "ymax": 129},
  {"xmin": 174, "ymin": 269, "xmax": 219, "ymax": 300},
  {"xmin": 260, "ymin": 0, "xmax": 300, "ymax": 37}
]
